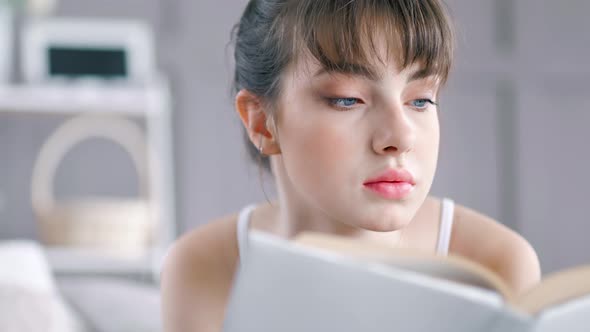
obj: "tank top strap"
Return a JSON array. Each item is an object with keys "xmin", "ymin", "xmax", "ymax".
[
  {"xmin": 236, "ymin": 204, "xmax": 256, "ymax": 265},
  {"xmin": 436, "ymin": 198, "xmax": 455, "ymax": 256}
]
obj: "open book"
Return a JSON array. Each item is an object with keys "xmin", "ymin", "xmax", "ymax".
[{"xmin": 223, "ymin": 231, "xmax": 590, "ymax": 332}]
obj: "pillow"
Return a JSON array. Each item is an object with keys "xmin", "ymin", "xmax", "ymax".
[
  {"xmin": 0, "ymin": 284, "xmax": 85, "ymax": 332},
  {"xmin": 0, "ymin": 240, "xmax": 56, "ymax": 292},
  {"xmin": 0, "ymin": 240, "xmax": 86, "ymax": 332}
]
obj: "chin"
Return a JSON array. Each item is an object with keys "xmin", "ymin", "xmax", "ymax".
[
  {"xmin": 357, "ymin": 215, "xmax": 411, "ymax": 232},
  {"xmin": 352, "ymin": 202, "xmax": 416, "ymax": 232}
]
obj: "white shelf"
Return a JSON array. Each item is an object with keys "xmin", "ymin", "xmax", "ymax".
[
  {"xmin": 0, "ymin": 83, "xmax": 166, "ymax": 115},
  {"xmin": 3, "ymin": 81, "xmax": 177, "ymax": 277},
  {"xmin": 46, "ymin": 246, "xmax": 168, "ymax": 278}
]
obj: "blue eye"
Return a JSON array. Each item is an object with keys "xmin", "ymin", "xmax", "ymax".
[
  {"xmin": 411, "ymin": 98, "xmax": 437, "ymax": 110},
  {"xmin": 330, "ymin": 97, "xmax": 360, "ymax": 108}
]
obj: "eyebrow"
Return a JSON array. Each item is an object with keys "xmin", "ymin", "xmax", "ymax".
[{"xmin": 313, "ymin": 63, "xmax": 435, "ymax": 83}]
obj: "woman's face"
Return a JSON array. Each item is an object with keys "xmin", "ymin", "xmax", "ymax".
[{"xmin": 272, "ymin": 53, "xmax": 441, "ymax": 232}]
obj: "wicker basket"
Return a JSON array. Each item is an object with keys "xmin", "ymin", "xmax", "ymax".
[{"xmin": 31, "ymin": 115, "xmax": 157, "ymax": 258}]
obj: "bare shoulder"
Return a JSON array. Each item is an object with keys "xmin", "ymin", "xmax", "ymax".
[
  {"xmin": 449, "ymin": 203, "xmax": 541, "ymax": 295},
  {"xmin": 160, "ymin": 213, "xmax": 240, "ymax": 332}
]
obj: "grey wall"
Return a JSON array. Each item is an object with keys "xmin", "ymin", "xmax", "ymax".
[
  {"xmin": 441, "ymin": 0, "xmax": 590, "ymax": 274},
  {"xmin": 1, "ymin": 0, "xmax": 589, "ymax": 275}
]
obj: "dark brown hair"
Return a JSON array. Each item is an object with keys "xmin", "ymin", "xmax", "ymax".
[{"xmin": 232, "ymin": 0, "xmax": 455, "ymax": 172}]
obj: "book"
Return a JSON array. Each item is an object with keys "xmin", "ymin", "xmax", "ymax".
[{"xmin": 223, "ymin": 231, "xmax": 590, "ymax": 332}]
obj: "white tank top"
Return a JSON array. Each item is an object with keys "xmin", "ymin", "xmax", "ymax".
[{"xmin": 236, "ymin": 198, "xmax": 455, "ymax": 263}]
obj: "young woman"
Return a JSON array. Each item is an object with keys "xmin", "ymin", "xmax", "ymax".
[{"xmin": 161, "ymin": 0, "xmax": 541, "ymax": 331}]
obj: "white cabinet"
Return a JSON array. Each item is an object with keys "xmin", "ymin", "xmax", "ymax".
[{"xmin": 0, "ymin": 81, "xmax": 176, "ymax": 279}]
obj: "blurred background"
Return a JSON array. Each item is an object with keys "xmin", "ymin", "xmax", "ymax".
[{"xmin": 0, "ymin": 0, "xmax": 589, "ymax": 330}]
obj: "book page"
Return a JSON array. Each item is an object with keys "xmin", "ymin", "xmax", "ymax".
[
  {"xmin": 294, "ymin": 232, "xmax": 515, "ymax": 302},
  {"xmin": 514, "ymin": 266, "xmax": 590, "ymax": 315},
  {"xmin": 533, "ymin": 294, "xmax": 590, "ymax": 331}
]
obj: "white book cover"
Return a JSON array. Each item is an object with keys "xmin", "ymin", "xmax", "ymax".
[{"xmin": 224, "ymin": 232, "xmax": 537, "ymax": 332}]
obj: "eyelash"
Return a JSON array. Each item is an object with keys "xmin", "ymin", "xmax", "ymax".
[
  {"xmin": 326, "ymin": 97, "xmax": 438, "ymax": 111},
  {"xmin": 327, "ymin": 97, "xmax": 362, "ymax": 110}
]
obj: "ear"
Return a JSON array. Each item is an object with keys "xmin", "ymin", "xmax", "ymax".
[{"xmin": 235, "ymin": 89, "xmax": 281, "ymax": 155}]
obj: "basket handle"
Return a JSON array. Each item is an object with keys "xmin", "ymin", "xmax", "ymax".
[{"xmin": 31, "ymin": 114, "xmax": 151, "ymax": 215}]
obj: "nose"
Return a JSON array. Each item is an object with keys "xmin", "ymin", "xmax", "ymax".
[{"xmin": 371, "ymin": 103, "xmax": 416, "ymax": 156}]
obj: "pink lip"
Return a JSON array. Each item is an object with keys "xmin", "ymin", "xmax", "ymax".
[{"xmin": 363, "ymin": 168, "xmax": 416, "ymax": 199}]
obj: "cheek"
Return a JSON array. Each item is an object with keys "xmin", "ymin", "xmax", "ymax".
[
  {"xmin": 416, "ymin": 115, "xmax": 440, "ymax": 180},
  {"xmin": 430, "ymin": 118, "xmax": 440, "ymax": 159},
  {"xmin": 280, "ymin": 117, "xmax": 353, "ymax": 185},
  {"xmin": 421, "ymin": 120, "xmax": 439, "ymax": 157},
  {"xmin": 275, "ymin": 94, "xmax": 368, "ymax": 205}
]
